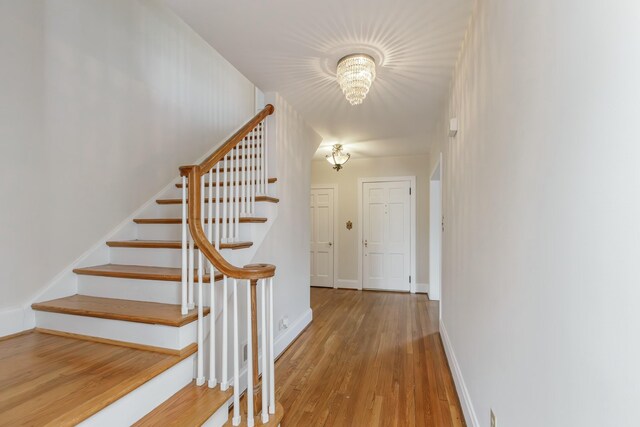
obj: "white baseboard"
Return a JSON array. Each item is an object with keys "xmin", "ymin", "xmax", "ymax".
[
  {"xmin": 0, "ymin": 306, "xmax": 32, "ymax": 337},
  {"xmin": 274, "ymin": 308, "xmax": 312, "ymax": 357},
  {"xmin": 335, "ymin": 279, "xmax": 359, "ymax": 290},
  {"xmin": 439, "ymin": 319, "xmax": 479, "ymax": 427},
  {"xmin": 415, "ymin": 282, "xmax": 429, "ymax": 294},
  {"xmin": 231, "ymin": 308, "xmax": 312, "ymax": 394}
]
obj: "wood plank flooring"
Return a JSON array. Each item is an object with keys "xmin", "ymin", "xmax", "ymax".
[
  {"xmin": 275, "ymin": 288, "xmax": 465, "ymax": 427},
  {"xmin": 0, "ymin": 331, "xmax": 195, "ymax": 426}
]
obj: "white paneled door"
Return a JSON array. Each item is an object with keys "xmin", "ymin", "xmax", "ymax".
[
  {"xmin": 310, "ymin": 188, "xmax": 334, "ymax": 287},
  {"xmin": 363, "ymin": 181, "xmax": 411, "ymax": 292}
]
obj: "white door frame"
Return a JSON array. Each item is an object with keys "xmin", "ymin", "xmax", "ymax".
[
  {"xmin": 357, "ymin": 176, "xmax": 417, "ymax": 293},
  {"xmin": 311, "ymin": 184, "xmax": 339, "ymax": 289},
  {"xmin": 429, "ymin": 154, "xmax": 443, "ymax": 301}
]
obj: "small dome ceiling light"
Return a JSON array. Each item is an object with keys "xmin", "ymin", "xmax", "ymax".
[
  {"xmin": 325, "ymin": 144, "xmax": 351, "ymax": 172},
  {"xmin": 337, "ymin": 54, "xmax": 376, "ymax": 106}
]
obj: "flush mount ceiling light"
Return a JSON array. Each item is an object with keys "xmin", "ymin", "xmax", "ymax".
[
  {"xmin": 337, "ymin": 54, "xmax": 376, "ymax": 106},
  {"xmin": 325, "ymin": 144, "xmax": 350, "ymax": 171}
]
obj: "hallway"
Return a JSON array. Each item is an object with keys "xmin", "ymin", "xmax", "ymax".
[{"xmin": 275, "ymin": 288, "xmax": 465, "ymax": 426}]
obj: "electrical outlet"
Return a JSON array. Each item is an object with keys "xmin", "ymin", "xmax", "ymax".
[
  {"xmin": 241, "ymin": 334, "xmax": 263, "ymax": 364},
  {"xmin": 279, "ymin": 316, "xmax": 289, "ymax": 331},
  {"xmin": 490, "ymin": 409, "xmax": 497, "ymax": 427}
]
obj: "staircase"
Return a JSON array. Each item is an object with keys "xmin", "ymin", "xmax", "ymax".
[{"xmin": 4, "ymin": 105, "xmax": 284, "ymax": 426}]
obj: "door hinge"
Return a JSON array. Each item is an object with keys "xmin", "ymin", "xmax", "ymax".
[
  {"xmin": 409, "ymin": 275, "xmax": 412, "ymax": 284},
  {"xmin": 409, "ymin": 187, "xmax": 412, "ymax": 195}
]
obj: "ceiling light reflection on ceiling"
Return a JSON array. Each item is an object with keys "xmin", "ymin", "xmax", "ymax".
[{"xmin": 336, "ymin": 54, "xmax": 376, "ymax": 106}]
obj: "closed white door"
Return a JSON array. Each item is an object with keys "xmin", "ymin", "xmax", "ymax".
[
  {"xmin": 310, "ymin": 188, "xmax": 334, "ymax": 287},
  {"xmin": 363, "ymin": 181, "xmax": 411, "ymax": 291}
]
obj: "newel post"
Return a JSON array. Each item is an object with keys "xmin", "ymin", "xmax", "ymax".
[{"xmin": 250, "ymin": 278, "xmax": 261, "ymax": 414}]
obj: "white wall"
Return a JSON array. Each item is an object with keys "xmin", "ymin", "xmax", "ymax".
[
  {"xmin": 435, "ymin": 1, "xmax": 640, "ymax": 426},
  {"xmin": 311, "ymin": 154, "xmax": 430, "ymax": 290},
  {"xmin": 0, "ymin": 1, "xmax": 255, "ymax": 315},
  {"xmin": 252, "ymin": 93, "xmax": 323, "ymax": 341}
]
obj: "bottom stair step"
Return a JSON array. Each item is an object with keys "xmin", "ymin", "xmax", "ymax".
[
  {"xmin": 133, "ymin": 381, "xmax": 233, "ymax": 427},
  {"xmin": 0, "ymin": 331, "xmax": 196, "ymax": 426}
]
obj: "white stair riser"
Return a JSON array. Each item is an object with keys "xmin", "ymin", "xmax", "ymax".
[
  {"xmin": 202, "ymin": 399, "xmax": 232, "ymax": 427},
  {"xmin": 154, "ymin": 201, "xmax": 272, "ymax": 219},
  {"xmin": 35, "ymin": 311, "xmax": 203, "ymax": 350},
  {"xmin": 109, "ymin": 247, "xmax": 249, "ymax": 268},
  {"xmin": 78, "ymin": 355, "xmax": 198, "ymax": 427},
  {"xmin": 164, "ymin": 182, "xmax": 276, "ymax": 200},
  {"xmin": 110, "ymin": 247, "xmax": 184, "ymax": 268},
  {"xmin": 137, "ymin": 223, "xmax": 253, "ymax": 241},
  {"xmin": 78, "ymin": 276, "xmax": 221, "ymax": 305}
]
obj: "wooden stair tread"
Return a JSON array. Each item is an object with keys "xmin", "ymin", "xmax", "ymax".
[
  {"xmin": 32, "ymin": 295, "xmax": 209, "ymax": 327},
  {"xmin": 106, "ymin": 239, "xmax": 253, "ymax": 250},
  {"xmin": 156, "ymin": 195, "xmax": 280, "ymax": 205},
  {"xmin": 134, "ymin": 217, "xmax": 267, "ymax": 224},
  {"xmin": 0, "ymin": 331, "xmax": 196, "ymax": 426},
  {"xmin": 223, "ymin": 402, "xmax": 284, "ymax": 427},
  {"xmin": 176, "ymin": 177, "xmax": 277, "ymax": 188},
  {"xmin": 73, "ymin": 263, "xmax": 223, "ymax": 283},
  {"xmin": 133, "ymin": 381, "xmax": 233, "ymax": 427}
]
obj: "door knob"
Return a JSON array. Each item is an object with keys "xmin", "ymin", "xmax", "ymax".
[
  {"xmin": 364, "ymin": 240, "xmax": 368, "ymax": 248},
  {"xmin": 328, "ymin": 242, "xmax": 333, "ymax": 246}
]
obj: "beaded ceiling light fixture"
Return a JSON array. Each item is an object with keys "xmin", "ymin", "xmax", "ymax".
[{"xmin": 336, "ymin": 54, "xmax": 376, "ymax": 106}]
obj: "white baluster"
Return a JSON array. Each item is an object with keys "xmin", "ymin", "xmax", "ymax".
[
  {"xmin": 216, "ymin": 164, "xmax": 221, "ymax": 249},
  {"xmin": 221, "ymin": 275, "xmax": 229, "ymax": 391},
  {"xmin": 269, "ymin": 276, "xmax": 275, "ymax": 414},
  {"xmin": 246, "ymin": 280, "xmax": 255, "ymax": 427},
  {"xmin": 208, "ymin": 168, "xmax": 214, "ymax": 252},
  {"xmin": 248, "ymin": 135, "xmax": 252, "ymax": 215},
  {"xmin": 260, "ymin": 123, "xmax": 267, "ymax": 195},
  {"xmin": 242, "ymin": 136, "xmax": 247, "ymax": 216},
  {"xmin": 232, "ymin": 148, "xmax": 238, "ymax": 242},
  {"xmin": 235, "ymin": 146, "xmax": 240, "ymax": 240},
  {"xmin": 255, "ymin": 125, "xmax": 261, "ymax": 197},
  {"xmin": 196, "ymin": 174, "xmax": 205, "ymax": 386},
  {"xmin": 261, "ymin": 279, "xmax": 269, "ymax": 423},
  {"xmin": 251, "ymin": 128, "xmax": 256, "ymax": 215},
  {"xmin": 181, "ymin": 177, "xmax": 188, "ymax": 315},
  {"xmin": 232, "ymin": 279, "xmax": 241, "ymax": 426},
  {"xmin": 264, "ymin": 119, "xmax": 269, "ymax": 197},
  {"xmin": 222, "ymin": 154, "xmax": 228, "ymax": 243},
  {"xmin": 208, "ymin": 169, "xmax": 217, "ymax": 388},
  {"xmin": 188, "ymin": 227, "xmax": 195, "ymax": 310},
  {"xmin": 248, "ymin": 129, "xmax": 253, "ymax": 216}
]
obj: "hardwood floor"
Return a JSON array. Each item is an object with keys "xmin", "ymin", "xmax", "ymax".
[{"xmin": 275, "ymin": 288, "xmax": 465, "ymax": 427}]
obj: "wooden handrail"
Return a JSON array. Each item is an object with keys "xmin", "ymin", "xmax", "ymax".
[
  {"xmin": 198, "ymin": 104, "xmax": 274, "ymax": 174},
  {"xmin": 179, "ymin": 104, "xmax": 276, "ymax": 280}
]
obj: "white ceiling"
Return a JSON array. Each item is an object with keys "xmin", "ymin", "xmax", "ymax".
[{"xmin": 164, "ymin": 0, "xmax": 473, "ymax": 160}]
